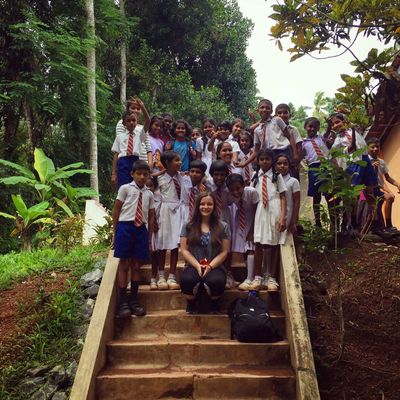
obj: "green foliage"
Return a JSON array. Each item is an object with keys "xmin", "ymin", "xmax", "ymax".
[
  {"xmin": 90, "ymin": 214, "xmax": 113, "ymax": 247},
  {"xmin": 300, "ymin": 218, "xmax": 333, "ymax": 253},
  {"xmin": 288, "ymin": 102, "xmax": 310, "ymax": 136}
]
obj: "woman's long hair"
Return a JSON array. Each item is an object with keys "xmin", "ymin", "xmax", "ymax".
[{"xmin": 186, "ymin": 191, "xmax": 224, "ymax": 248}]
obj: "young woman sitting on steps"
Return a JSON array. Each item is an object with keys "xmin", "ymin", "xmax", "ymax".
[{"xmin": 180, "ymin": 192, "xmax": 231, "ymax": 314}]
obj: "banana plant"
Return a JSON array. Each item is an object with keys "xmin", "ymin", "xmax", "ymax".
[
  {"xmin": 0, "ymin": 148, "xmax": 97, "ymax": 215},
  {"xmin": 0, "ymin": 195, "xmax": 52, "ymax": 251}
]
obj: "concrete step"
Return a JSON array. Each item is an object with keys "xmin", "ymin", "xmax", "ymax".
[
  {"xmin": 136, "ymin": 287, "xmax": 281, "ymax": 312},
  {"xmin": 106, "ymin": 338, "xmax": 290, "ymax": 369},
  {"xmin": 97, "ymin": 366, "xmax": 296, "ymax": 399},
  {"xmin": 138, "ymin": 261, "xmax": 248, "ymax": 283},
  {"xmin": 115, "ymin": 309, "xmax": 285, "ymax": 340}
]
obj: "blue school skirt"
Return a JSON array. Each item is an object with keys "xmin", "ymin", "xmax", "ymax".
[
  {"xmin": 307, "ymin": 162, "xmax": 322, "ymax": 197},
  {"xmin": 346, "ymin": 155, "xmax": 377, "ymax": 187},
  {"xmin": 114, "ymin": 222, "xmax": 149, "ymax": 261},
  {"xmin": 117, "ymin": 155, "xmax": 139, "ymax": 188}
]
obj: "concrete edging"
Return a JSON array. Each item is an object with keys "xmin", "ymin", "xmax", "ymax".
[
  {"xmin": 280, "ymin": 235, "xmax": 320, "ymax": 400},
  {"xmin": 70, "ymin": 250, "xmax": 118, "ymax": 400}
]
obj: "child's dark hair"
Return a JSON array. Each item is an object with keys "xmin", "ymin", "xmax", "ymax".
[
  {"xmin": 329, "ymin": 112, "xmax": 346, "ymax": 121},
  {"xmin": 232, "ymin": 118, "xmax": 245, "ymax": 128},
  {"xmin": 239, "ymin": 130, "xmax": 254, "ymax": 149},
  {"xmin": 171, "ymin": 119, "xmax": 192, "ymax": 138},
  {"xmin": 147, "ymin": 175, "xmax": 158, "ymax": 189},
  {"xmin": 252, "ymin": 149, "xmax": 279, "ymax": 187},
  {"xmin": 160, "ymin": 151, "xmax": 180, "ymax": 169},
  {"xmin": 189, "ymin": 160, "xmax": 207, "ymax": 174},
  {"xmin": 216, "ymin": 141, "xmax": 232, "ymax": 159},
  {"xmin": 226, "ymin": 173, "xmax": 245, "ymax": 188},
  {"xmin": 366, "ymin": 136, "xmax": 380, "ymax": 146},
  {"xmin": 122, "ymin": 110, "xmax": 137, "ymax": 125},
  {"xmin": 275, "ymin": 103, "xmax": 291, "ymax": 114},
  {"xmin": 274, "ymin": 152, "xmax": 291, "ymax": 167},
  {"xmin": 126, "ymin": 98, "xmax": 140, "ymax": 112},
  {"xmin": 258, "ymin": 98, "xmax": 273, "ymax": 108},
  {"xmin": 304, "ymin": 117, "xmax": 321, "ymax": 130},
  {"xmin": 209, "ymin": 160, "xmax": 229, "ymax": 176},
  {"xmin": 162, "ymin": 112, "xmax": 173, "ymax": 120},
  {"xmin": 131, "ymin": 160, "xmax": 150, "ymax": 173},
  {"xmin": 201, "ymin": 118, "xmax": 217, "ymax": 151},
  {"xmin": 218, "ymin": 120, "xmax": 232, "ymax": 132}
]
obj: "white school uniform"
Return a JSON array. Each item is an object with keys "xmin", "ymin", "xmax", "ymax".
[
  {"xmin": 253, "ymin": 169, "xmax": 287, "ymax": 245},
  {"xmin": 151, "ymin": 189, "xmax": 162, "ymax": 251},
  {"xmin": 196, "ymin": 137, "xmax": 212, "ymax": 174},
  {"xmin": 117, "ymin": 182, "xmax": 154, "ymax": 225},
  {"xmin": 332, "ymin": 130, "xmax": 367, "ymax": 169},
  {"xmin": 157, "ymin": 172, "xmax": 184, "ymax": 250},
  {"xmin": 179, "ymin": 175, "xmax": 204, "ymax": 228},
  {"xmin": 254, "ymin": 116, "xmax": 289, "ymax": 151},
  {"xmin": 282, "ymin": 174, "xmax": 300, "ymax": 244},
  {"xmin": 115, "ymin": 120, "xmax": 151, "ymax": 162},
  {"xmin": 207, "ymin": 178, "xmax": 232, "ymax": 227},
  {"xmin": 238, "ymin": 150, "xmax": 254, "ymax": 185},
  {"xmin": 112, "ymin": 125, "xmax": 148, "ymax": 158},
  {"xmin": 213, "ymin": 138, "xmax": 240, "ymax": 154},
  {"xmin": 230, "ymin": 187, "xmax": 258, "ymax": 253}
]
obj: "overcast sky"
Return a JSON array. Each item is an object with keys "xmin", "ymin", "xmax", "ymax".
[{"xmin": 237, "ymin": 0, "xmax": 388, "ymax": 111}]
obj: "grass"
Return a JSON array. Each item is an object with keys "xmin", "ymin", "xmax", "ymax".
[
  {"xmin": 0, "ymin": 244, "xmax": 108, "ymax": 290},
  {"xmin": 0, "ymin": 244, "xmax": 108, "ymax": 399}
]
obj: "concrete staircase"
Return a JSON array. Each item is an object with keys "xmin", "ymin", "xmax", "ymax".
[{"xmin": 95, "ymin": 261, "xmax": 296, "ymax": 399}]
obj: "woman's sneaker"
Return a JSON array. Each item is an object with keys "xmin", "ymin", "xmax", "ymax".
[
  {"xmin": 150, "ymin": 279, "xmax": 158, "ymax": 290},
  {"xmin": 225, "ymin": 271, "xmax": 238, "ymax": 289},
  {"xmin": 238, "ymin": 279, "xmax": 252, "ymax": 291},
  {"xmin": 157, "ymin": 277, "xmax": 168, "ymax": 290},
  {"xmin": 117, "ymin": 301, "xmax": 131, "ymax": 318},
  {"xmin": 249, "ymin": 277, "xmax": 262, "ymax": 291},
  {"xmin": 266, "ymin": 276, "xmax": 279, "ymax": 291},
  {"xmin": 167, "ymin": 276, "xmax": 180, "ymax": 290}
]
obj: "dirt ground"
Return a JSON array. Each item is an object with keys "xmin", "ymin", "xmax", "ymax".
[
  {"xmin": 300, "ymin": 238, "xmax": 400, "ymax": 399},
  {"xmin": 0, "ymin": 272, "xmax": 69, "ymax": 369}
]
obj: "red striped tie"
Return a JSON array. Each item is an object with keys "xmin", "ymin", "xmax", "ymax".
[
  {"xmin": 345, "ymin": 131, "xmax": 352, "ymax": 145},
  {"xmin": 127, "ymin": 132, "xmax": 134, "ymax": 156},
  {"xmin": 310, "ymin": 138, "xmax": 324, "ymax": 158},
  {"xmin": 134, "ymin": 192, "xmax": 143, "ymax": 226},
  {"xmin": 215, "ymin": 189, "xmax": 222, "ymax": 216},
  {"xmin": 262, "ymin": 175, "xmax": 268, "ymax": 208},
  {"xmin": 173, "ymin": 176, "xmax": 181, "ymax": 199},
  {"xmin": 243, "ymin": 156, "xmax": 250, "ymax": 183},
  {"xmin": 260, "ymin": 123, "xmax": 266, "ymax": 146},
  {"xmin": 239, "ymin": 199, "xmax": 246, "ymax": 231},
  {"xmin": 189, "ymin": 187, "xmax": 196, "ymax": 218}
]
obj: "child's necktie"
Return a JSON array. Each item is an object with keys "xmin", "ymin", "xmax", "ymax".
[
  {"xmin": 127, "ymin": 132, "xmax": 134, "ymax": 156},
  {"xmin": 262, "ymin": 175, "xmax": 268, "ymax": 208},
  {"xmin": 173, "ymin": 176, "xmax": 181, "ymax": 199},
  {"xmin": 189, "ymin": 187, "xmax": 196, "ymax": 218},
  {"xmin": 310, "ymin": 138, "xmax": 324, "ymax": 158},
  {"xmin": 134, "ymin": 192, "xmax": 143, "ymax": 226},
  {"xmin": 215, "ymin": 188, "xmax": 222, "ymax": 216},
  {"xmin": 239, "ymin": 198, "xmax": 246, "ymax": 231}
]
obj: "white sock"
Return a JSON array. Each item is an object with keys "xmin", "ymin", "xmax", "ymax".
[
  {"xmin": 158, "ymin": 270, "xmax": 165, "ymax": 279},
  {"xmin": 151, "ymin": 278, "xmax": 156, "ymax": 283},
  {"xmin": 254, "ymin": 275, "xmax": 262, "ymax": 281},
  {"xmin": 246, "ymin": 255, "xmax": 255, "ymax": 281},
  {"xmin": 168, "ymin": 273, "xmax": 175, "ymax": 280}
]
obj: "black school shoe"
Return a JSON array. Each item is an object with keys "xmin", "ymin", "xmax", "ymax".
[
  {"xmin": 129, "ymin": 301, "xmax": 146, "ymax": 316},
  {"xmin": 186, "ymin": 299, "xmax": 198, "ymax": 314},
  {"xmin": 118, "ymin": 302, "xmax": 131, "ymax": 318}
]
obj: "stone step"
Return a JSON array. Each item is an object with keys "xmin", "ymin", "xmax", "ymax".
[
  {"xmin": 97, "ymin": 366, "xmax": 296, "ymax": 400},
  {"xmin": 138, "ymin": 261, "xmax": 249, "ymax": 283},
  {"xmin": 136, "ymin": 287, "xmax": 281, "ymax": 312},
  {"xmin": 106, "ymin": 338, "xmax": 290, "ymax": 369},
  {"xmin": 115, "ymin": 309, "xmax": 285, "ymax": 340}
]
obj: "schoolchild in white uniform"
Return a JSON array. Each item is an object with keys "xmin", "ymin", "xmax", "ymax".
[
  {"xmin": 208, "ymin": 160, "xmax": 236, "ymax": 289},
  {"xmin": 216, "ymin": 141, "xmax": 243, "ymax": 177},
  {"xmin": 113, "ymin": 98, "xmax": 152, "ymax": 175},
  {"xmin": 275, "ymin": 154, "xmax": 300, "ymax": 240},
  {"xmin": 207, "ymin": 120, "xmax": 240, "ymax": 164},
  {"xmin": 197, "ymin": 118, "xmax": 217, "ymax": 175},
  {"xmin": 156, "ymin": 151, "xmax": 184, "ymax": 290},
  {"xmin": 226, "ymin": 174, "xmax": 258, "ymax": 291},
  {"xmin": 112, "ymin": 107, "xmax": 152, "ymax": 189},
  {"xmin": 251, "ymin": 149, "xmax": 287, "ymax": 291},
  {"xmin": 237, "ymin": 130, "xmax": 255, "ymax": 186},
  {"xmin": 180, "ymin": 160, "xmax": 208, "ymax": 227},
  {"xmin": 146, "ymin": 176, "xmax": 162, "ymax": 290},
  {"xmin": 237, "ymin": 99, "xmax": 297, "ymax": 170},
  {"xmin": 112, "ymin": 161, "xmax": 155, "ymax": 318},
  {"xmin": 229, "ymin": 118, "xmax": 245, "ymax": 142}
]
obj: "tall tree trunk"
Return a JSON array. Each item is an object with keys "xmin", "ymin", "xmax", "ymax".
[
  {"xmin": 86, "ymin": 0, "xmax": 99, "ymax": 195},
  {"xmin": 120, "ymin": 0, "xmax": 127, "ymax": 106}
]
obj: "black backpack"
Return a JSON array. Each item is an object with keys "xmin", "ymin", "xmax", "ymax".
[{"xmin": 228, "ymin": 294, "xmax": 282, "ymax": 343}]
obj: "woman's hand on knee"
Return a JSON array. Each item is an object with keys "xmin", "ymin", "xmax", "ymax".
[{"xmin": 201, "ymin": 265, "xmax": 212, "ymax": 277}]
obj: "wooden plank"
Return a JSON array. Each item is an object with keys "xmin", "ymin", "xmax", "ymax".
[
  {"xmin": 70, "ymin": 250, "xmax": 119, "ymax": 400},
  {"xmin": 280, "ymin": 235, "xmax": 320, "ymax": 400}
]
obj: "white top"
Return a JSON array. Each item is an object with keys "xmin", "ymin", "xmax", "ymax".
[
  {"xmin": 196, "ymin": 137, "xmax": 212, "ymax": 173},
  {"xmin": 117, "ymin": 182, "xmax": 154, "ymax": 222},
  {"xmin": 112, "ymin": 125, "xmax": 148, "ymax": 158},
  {"xmin": 213, "ymin": 138, "xmax": 240, "ymax": 153},
  {"xmin": 254, "ymin": 117, "xmax": 289, "ymax": 150},
  {"xmin": 287, "ymin": 125, "xmax": 303, "ymax": 144},
  {"xmin": 332, "ymin": 130, "xmax": 367, "ymax": 168},
  {"xmin": 238, "ymin": 150, "xmax": 254, "ymax": 183},
  {"xmin": 157, "ymin": 172, "xmax": 184, "ymax": 205},
  {"xmin": 115, "ymin": 120, "xmax": 151, "ymax": 161},
  {"xmin": 283, "ymin": 174, "xmax": 300, "ymax": 226},
  {"xmin": 368, "ymin": 155, "xmax": 388, "ymax": 187}
]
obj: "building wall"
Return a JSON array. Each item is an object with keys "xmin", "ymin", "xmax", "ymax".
[{"xmin": 382, "ymin": 123, "xmax": 400, "ymax": 227}]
